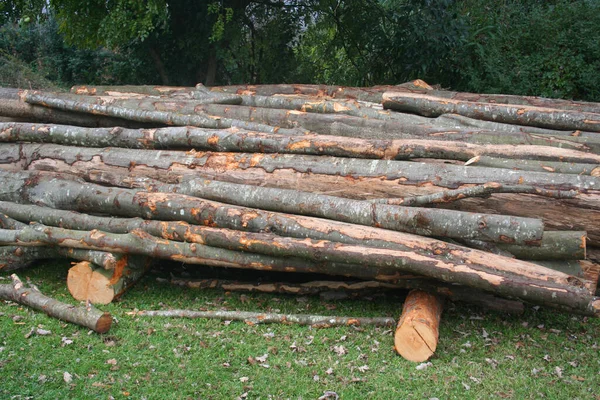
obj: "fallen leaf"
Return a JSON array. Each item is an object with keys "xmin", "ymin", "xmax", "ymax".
[
  {"xmin": 318, "ymin": 391, "xmax": 339, "ymax": 400},
  {"xmin": 555, "ymin": 366, "xmax": 563, "ymax": 378},
  {"xmin": 357, "ymin": 365, "xmax": 369, "ymax": 373},
  {"xmin": 416, "ymin": 362, "xmax": 432, "ymax": 371},
  {"xmin": 325, "ymin": 368, "xmax": 334, "ymax": 375},
  {"xmin": 255, "ymin": 353, "xmax": 268, "ymax": 363},
  {"xmin": 36, "ymin": 328, "xmax": 51, "ymax": 336},
  {"xmin": 333, "ymin": 345, "xmax": 347, "ymax": 356},
  {"xmin": 106, "ymin": 359, "xmax": 117, "ymax": 365},
  {"xmin": 61, "ymin": 337, "xmax": 73, "ymax": 346},
  {"xmin": 239, "ymin": 377, "xmax": 249, "ymax": 383},
  {"xmin": 462, "ymin": 382, "xmax": 470, "ymax": 390},
  {"xmin": 63, "ymin": 372, "xmax": 73, "ymax": 383}
]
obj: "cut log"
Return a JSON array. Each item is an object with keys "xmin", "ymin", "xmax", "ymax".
[
  {"xmin": 0, "ymin": 170, "xmax": 547, "ymax": 246},
  {"xmin": 131, "ymin": 309, "xmax": 396, "ymax": 327},
  {"xmin": 468, "ymin": 156, "xmax": 600, "ymax": 176},
  {"xmin": 4, "ymin": 144, "xmax": 598, "ymax": 243},
  {"xmin": 0, "ymin": 223, "xmax": 597, "ymax": 314},
  {"xmin": 2, "ymin": 122, "xmax": 599, "ymax": 165},
  {"xmin": 67, "ymin": 256, "xmax": 150, "ymax": 304},
  {"xmin": 496, "ymin": 231, "xmax": 586, "ymax": 261},
  {"xmin": 394, "ymin": 290, "xmax": 444, "ymax": 362},
  {"xmin": 0, "ymin": 99, "xmax": 149, "ymax": 128},
  {"xmin": 0, "ymin": 245, "xmax": 122, "ymax": 271},
  {"xmin": 382, "ymin": 92, "xmax": 600, "ymax": 132},
  {"xmin": 70, "ymin": 85, "xmax": 194, "ymax": 96},
  {"xmin": 428, "ymin": 90, "xmax": 600, "ymax": 114},
  {"xmin": 372, "ymin": 183, "xmax": 579, "ymax": 207},
  {"xmin": 23, "ymin": 92, "xmax": 305, "ymax": 135},
  {"xmin": 0, "ymin": 273, "xmax": 112, "ymax": 333},
  {"xmin": 167, "ymin": 278, "xmax": 524, "ymax": 314}
]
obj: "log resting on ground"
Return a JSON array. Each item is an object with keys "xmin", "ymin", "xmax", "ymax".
[
  {"xmin": 394, "ymin": 290, "xmax": 444, "ymax": 362},
  {"xmin": 0, "ymin": 221, "xmax": 597, "ymax": 314},
  {"xmin": 0, "ymin": 273, "xmax": 112, "ymax": 333},
  {"xmin": 131, "ymin": 309, "xmax": 396, "ymax": 328}
]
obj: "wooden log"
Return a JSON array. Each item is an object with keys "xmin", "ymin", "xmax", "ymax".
[
  {"xmin": 67, "ymin": 256, "xmax": 150, "ymax": 304},
  {"xmin": 0, "ymin": 99, "xmax": 150, "ymax": 128},
  {"xmin": 189, "ymin": 103, "xmax": 600, "ymax": 150},
  {"xmin": 131, "ymin": 309, "xmax": 396, "ymax": 327},
  {"xmin": 70, "ymin": 85, "xmax": 194, "ymax": 96},
  {"xmin": 23, "ymin": 92, "xmax": 305, "ymax": 136},
  {"xmin": 394, "ymin": 290, "xmax": 443, "ymax": 362},
  {"xmin": 4, "ymin": 143, "xmax": 598, "ymax": 243},
  {"xmin": 0, "ymin": 222, "xmax": 597, "ymax": 314},
  {"xmin": 429, "ymin": 90, "xmax": 600, "ymax": 114},
  {"xmin": 0, "ymin": 245, "xmax": 122, "ymax": 271},
  {"xmin": 496, "ymin": 231, "xmax": 586, "ymax": 261},
  {"xmin": 167, "ymin": 278, "xmax": 524, "ymax": 314},
  {"xmin": 0, "ymin": 169, "xmax": 546, "ymax": 246},
  {"xmin": 372, "ymin": 183, "xmax": 579, "ymax": 206},
  {"xmin": 209, "ymin": 81, "xmax": 433, "ymax": 103},
  {"xmin": 2, "ymin": 122, "xmax": 599, "ymax": 165},
  {"xmin": 0, "ymin": 273, "xmax": 112, "ymax": 333},
  {"xmin": 468, "ymin": 156, "xmax": 600, "ymax": 176},
  {"xmin": 383, "ymin": 92, "xmax": 600, "ymax": 132}
]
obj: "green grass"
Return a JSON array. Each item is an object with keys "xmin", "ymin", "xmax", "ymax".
[{"xmin": 1, "ymin": 261, "xmax": 599, "ymax": 399}]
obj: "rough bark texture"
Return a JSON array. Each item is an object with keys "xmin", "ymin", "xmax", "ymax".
[
  {"xmin": 4, "ymin": 143, "xmax": 598, "ymax": 244},
  {"xmin": 2, "ymin": 122, "xmax": 599, "ymax": 165},
  {"xmin": 132, "ymin": 309, "xmax": 396, "ymax": 327},
  {"xmin": 0, "ymin": 222, "xmax": 597, "ymax": 314},
  {"xmin": 0, "ymin": 273, "xmax": 112, "ymax": 333},
  {"xmin": 23, "ymin": 92, "xmax": 305, "ymax": 135},
  {"xmin": 496, "ymin": 231, "xmax": 586, "ymax": 261},
  {"xmin": 383, "ymin": 92, "xmax": 600, "ymax": 132},
  {"xmin": 394, "ymin": 290, "xmax": 444, "ymax": 362}
]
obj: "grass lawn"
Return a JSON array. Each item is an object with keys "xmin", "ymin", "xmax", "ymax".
[{"xmin": 1, "ymin": 261, "xmax": 599, "ymax": 399}]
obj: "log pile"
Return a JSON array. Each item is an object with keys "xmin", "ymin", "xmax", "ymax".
[{"xmin": 1, "ymin": 81, "xmax": 599, "ymax": 361}]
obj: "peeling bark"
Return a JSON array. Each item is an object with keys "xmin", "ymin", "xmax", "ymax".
[
  {"xmin": 383, "ymin": 92, "xmax": 600, "ymax": 132},
  {"xmin": 131, "ymin": 309, "xmax": 396, "ymax": 327},
  {"xmin": 0, "ymin": 274, "xmax": 112, "ymax": 333},
  {"xmin": 2, "ymin": 122, "xmax": 599, "ymax": 165}
]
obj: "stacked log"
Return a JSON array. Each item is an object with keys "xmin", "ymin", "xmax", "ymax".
[{"xmin": 0, "ymin": 81, "xmax": 599, "ymax": 359}]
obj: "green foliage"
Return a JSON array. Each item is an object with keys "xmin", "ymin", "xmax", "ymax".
[
  {"xmin": 454, "ymin": 0, "xmax": 600, "ymax": 101},
  {"xmin": 0, "ymin": 19, "xmax": 157, "ymax": 88}
]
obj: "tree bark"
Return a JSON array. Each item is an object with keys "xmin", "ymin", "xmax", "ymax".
[
  {"xmin": 4, "ymin": 143, "xmax": 598, "ymax": 244},
  {"xmin": 383, "ymin": 92, "xmax": 600, "ymax": 132},
  {"xmin": 131, "ymin": 309, "xmax": 396, "ymax": 327},
  {"xmin": 2, "ymin": 122, "xmax": 599, "ymax": 165},
  {"xmin": 0, "ymin": 99, "xmax": 149, "ymax": 128},
  {"xmin": 70, "ymin": 85, "xmax": 194, "ymax": 96},
  {"xmin": 496, "ymin": 231, "xmax": 586, "ymax": 261},
  {"xmin": 167, "ymin": 277, "xmax": 524, "ymax": 314},
  {"xmin": 467, "ymin": 156, "xmax": 600, "ymax": 176},
  {"xmin": 67, "ymin": 256, "xmax": 151, "ymax": 304},
  {"xmin": 0, "ymin": 169, "xmax": 546, "ymax": 245},
  {"xmin": 428, "ymin": 90, "xmax": 600, "ymax": 114},
  {"xmin": 0, "ymin": 273, "xmax": 112, "ymax": 333},
  {"xmin": 23, "ymin": 92, "xmax": 305, "ymax": 135},
  {"xmin": 0, "ymin": 222, "xmax": 597, "ymax": 314},
  {"xmin": 394, "ymin": 290, "xmax": 443, "ymax": 362}
]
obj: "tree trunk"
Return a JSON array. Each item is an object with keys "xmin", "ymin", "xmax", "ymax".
[
  {"xmin": 394, "ymin": 290, "xmax": 443, "ymax": 362},
  {"xmin": 2, "ymin": 122, "xmax": 598, "ymax": 165},
  {"xmin": 0, "ymin": 274, "xmax": 112, "ymax": 333},
  {"xmin": 4, "ymin": 143, "xmax": 598, "ymax": 244},
  {"xmin": 0, "ymin": 222, "xmax": 597, "ymax": 314},
  {"xmin": 23, "ymin": 92, "xmax": 304, "ymax": 135},
  {"xmin": 383, "ymin": 92, "xmax": 600, "ymax": 132}
]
